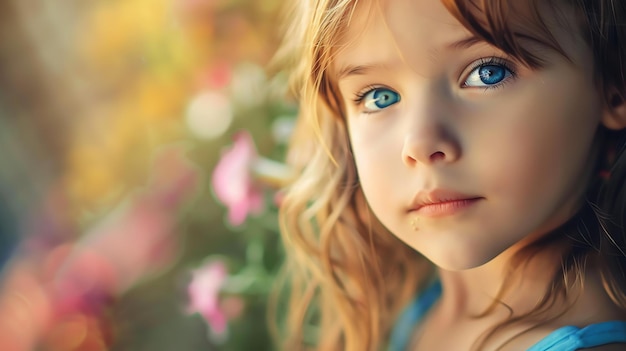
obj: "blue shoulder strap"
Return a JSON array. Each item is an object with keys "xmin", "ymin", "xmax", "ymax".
[
  {"xmin": 527, "ymin": 321, "xmax": 626, "ymax": 351},
  {"xmin": 389, "ymin": 280, "xmax": 626, "ymax": 351},
  {"xmin": 388, "ymin": 280, "xmax": 442, "ymax": 351}
]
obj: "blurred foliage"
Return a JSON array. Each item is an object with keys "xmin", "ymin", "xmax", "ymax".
[{"xmin": 0, "ymin": 0, "xmax": 295, "ymax": 350}]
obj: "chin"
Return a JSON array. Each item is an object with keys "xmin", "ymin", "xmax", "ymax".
[
  {"xmin": 428, "ymin": 257, "xmax": 488, "ymax": 271},
  {"xmin": 418, "ymin": 243, "xmax": 507, "ymax": 271}
]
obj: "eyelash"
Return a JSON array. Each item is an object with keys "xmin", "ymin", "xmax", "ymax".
[{"xmin": 353, "ymin": 84, "xmax": 382, "ymax": 105}]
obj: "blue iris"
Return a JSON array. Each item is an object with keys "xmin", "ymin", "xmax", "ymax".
[
  {"xmin": 465, "ymin": 64, "xmax": 511, "ymax": 87},
  {"xmin": 479, "ymin": 65, "xmax": 506, "ymax": 84},
  {"xmin": 363, "ymin": 88, "xmax": 400, "ymax": 111}
]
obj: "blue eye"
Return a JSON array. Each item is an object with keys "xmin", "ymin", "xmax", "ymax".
[
  {"xmin": 464, "ymin": 63, "xmax": 513, "ymax": 88},
  {"xmin": 361, "ymin": 88, "xmax": 400, "ymax": 111}
]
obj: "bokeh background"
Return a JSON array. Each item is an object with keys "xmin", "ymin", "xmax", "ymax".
[{"xmin": 0, "ymin": 0, "xmax": 294, "ymax": 350}]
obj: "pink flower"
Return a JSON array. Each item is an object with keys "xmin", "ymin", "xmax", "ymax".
[
  {"xmin": 211, "ymin": 131, "xmax": 263, "ymax": 226},
  {"xmin": 198, "ymin": 61, "xmax": 232, "ymax": 90},
  {"xmin": 55, "ymin": 145, "xmax": 199, "ymax": 295},
  {"xmin": 174, "ymin": 0, "xmax": 219, "ymax": 17},
  {"xmin": 0, "ymin": 145, "xmax": 199, "ymax": 351},
  {"xmin": 186, "ymin": 261, "xmax": 228, "ymax": 336}
]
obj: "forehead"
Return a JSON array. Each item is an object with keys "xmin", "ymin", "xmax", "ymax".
[
  {"xmin": 332, "ymin": 0, "xmax": 582, "ymax": 78},
  {"xmin": 333, "ymin": 0, "xmax": 477, "ymax": 78}
]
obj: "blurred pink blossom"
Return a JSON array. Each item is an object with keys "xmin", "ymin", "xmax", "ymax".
[
  {"xmin": 186, "ymin": 261, "xmax": 229, "ymax": 336},
  {"xmin": 212, "ymin": 131, "xmax": 264, "ymax": 226},
  {"xmin": 175, "ymin": 0, "xmax": 219, "ymax": 17},
  {"xmin": 55, "ymin": 145, "xmax": 199, "ymax": 297},
  {"xmin": 198, "ymin": 61, "xmax": 232, "ymax": 90},
  {"xmin": 0, "ymin": 145, "xmax": 199, "ymax": 350}
]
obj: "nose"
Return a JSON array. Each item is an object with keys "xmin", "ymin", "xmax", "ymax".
[{"xmin": 401, "ymin": 112, "xmax": 461, "ymax": 167}]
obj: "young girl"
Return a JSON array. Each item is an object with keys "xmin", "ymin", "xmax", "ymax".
[{"xmin": 274, "ymin": 0, "xmax": 626, "ymax": 350}]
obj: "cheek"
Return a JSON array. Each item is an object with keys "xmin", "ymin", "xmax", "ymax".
[
  {"xmin": 475, "ymin": 81, "xmax": 601, "ymax": 213},
  {"xmin": 348, "ymin": 125, "xmax": 405, "ymax": 214},
  {"xmin": 351, "ymin": 137, "xmax": 390, "ymax": 195},
  {"xmin": 349, "ymin": 119, "xmax": 398, "ymax": 174}
]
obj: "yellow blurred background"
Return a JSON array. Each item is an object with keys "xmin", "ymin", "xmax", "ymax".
[{"xmin": 0, "ymin": 0, "xmax": 292, "ymax": 350}]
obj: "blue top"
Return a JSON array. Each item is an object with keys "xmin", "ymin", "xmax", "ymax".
[{"xmin": 388, "ymin": 280, "xmax": 626, "ymax": 351}]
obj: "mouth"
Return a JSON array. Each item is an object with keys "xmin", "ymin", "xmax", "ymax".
[{"xmin": 408, "ymin": 189, "xmax": 483, "ymax": 218}]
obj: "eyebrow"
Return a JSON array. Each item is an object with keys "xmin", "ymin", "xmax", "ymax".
[
  {"xmin": 446, "ymin": 35, "xmax": 484, "ymax": 50},
  {"xmin": 336, "ymin": 35, "xmax": 486, "ymax": 80},
  {"xmin": 337, "ymin": 63, "xmax": 383, "ymax": 81}
]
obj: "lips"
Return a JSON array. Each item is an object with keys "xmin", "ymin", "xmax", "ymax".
[{"xmin": 408, "ymin": 189, "xmax": 483, "ymax": 217}]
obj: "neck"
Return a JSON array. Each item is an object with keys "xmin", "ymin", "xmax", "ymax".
[{"xmin": 435, "ymin": 238, "xmax": 568, "ymax": 322}]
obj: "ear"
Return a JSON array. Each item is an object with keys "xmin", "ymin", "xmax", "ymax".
[{"xmin": 601, "ymin": 89, "xmax": 626, "ymax": 130}]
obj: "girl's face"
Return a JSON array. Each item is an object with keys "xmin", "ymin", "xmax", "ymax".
[{"xmin": 335, "ymin": 0, "xmax": 610, "ymax": 270}]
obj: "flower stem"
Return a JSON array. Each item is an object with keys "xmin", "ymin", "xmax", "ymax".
[{"xmin": 252, "ymin": 157, "xmax": 293, "ymax": 187}]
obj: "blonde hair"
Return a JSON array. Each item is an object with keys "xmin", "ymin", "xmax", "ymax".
[
  {"xmin": 272, "ymin": 0, "xmax": 626, "ymax": 350},
  {"xmin": 271, "ymin": 2, "xmax": 431, "ymax": 350}
]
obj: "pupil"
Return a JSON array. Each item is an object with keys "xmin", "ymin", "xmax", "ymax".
[
  {"xmin": 375, "ymin": 91, "xmax": 391, "ymax": 107},
  {"xmin": 479, "ymin": 65, "xmax": 504, "ymax": 84}
]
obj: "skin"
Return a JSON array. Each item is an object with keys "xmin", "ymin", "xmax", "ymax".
[{"xmin": 333, "ymin": 0, "xmax": 626, "ymax": 349}]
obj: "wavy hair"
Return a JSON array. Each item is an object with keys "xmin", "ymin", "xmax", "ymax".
[{"xmin": 272, "ymin": 0, "xmax": 626, "ymax": 350}]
